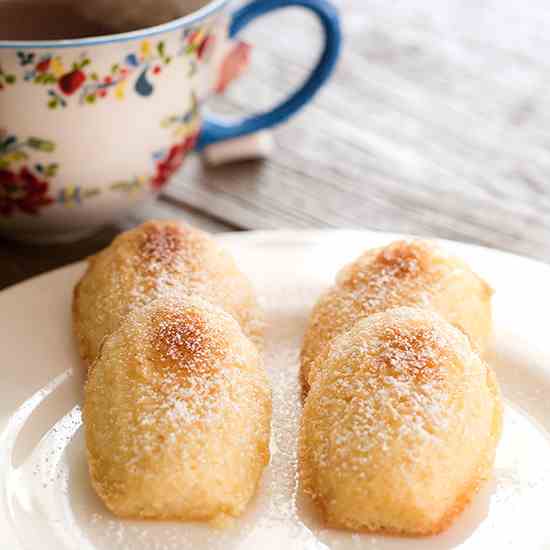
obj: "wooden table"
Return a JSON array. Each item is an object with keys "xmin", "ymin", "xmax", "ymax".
[{"xmin": 2, "ymin": 0, "xmax": 550, "ymax": 290}]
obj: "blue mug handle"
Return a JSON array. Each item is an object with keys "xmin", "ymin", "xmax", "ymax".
[{"xmin": 196, "ymin": 0, "xmax": 341, "ymax": 150}]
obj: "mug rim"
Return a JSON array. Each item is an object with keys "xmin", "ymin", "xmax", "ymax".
[{"xmin": 0, "ymin": 0, "xmax": 230, "ymax": 49}]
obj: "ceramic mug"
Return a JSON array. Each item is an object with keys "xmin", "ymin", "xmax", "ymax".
[{"xmin": 0, "ymin": 0, "xmax": 340, "ymax": 243}]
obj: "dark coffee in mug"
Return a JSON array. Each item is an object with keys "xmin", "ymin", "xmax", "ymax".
[
  {"xmin": 0, "ymin": 0, "xmax": 209, "ymax": 41},
  {"xmin": 0, "ymin": 4, "xmax": 120, "ymax": 40}
]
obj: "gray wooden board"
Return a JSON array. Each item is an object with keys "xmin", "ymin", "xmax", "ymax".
[{"xmin": 164, "ymin": 0, "xmax": 550, "ymax": 262}]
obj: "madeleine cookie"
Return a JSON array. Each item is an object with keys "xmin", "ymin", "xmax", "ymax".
[
  {"xmin": 73, "ymin": 220, "xmax": 263, "ymax": 364},
  {"xmin": 301, "ymin": 240, "xmax": 492, "ymax": 386},
  {"xmin": 299, "ymin": 307, "xmax": 502, "ymax": 536},
  {"xmin": 84, "ymin": 295, "xmax": 272, "ymax": 522}
]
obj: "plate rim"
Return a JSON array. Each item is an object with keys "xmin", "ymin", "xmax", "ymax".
[{"xmin": 2, "ymin": 228, "xmax": 550, "ymax": 549}]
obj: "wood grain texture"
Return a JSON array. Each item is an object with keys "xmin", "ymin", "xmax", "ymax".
[{"xmin": 164, "ymin": 0, "xmax": 550, "ymax": 262}]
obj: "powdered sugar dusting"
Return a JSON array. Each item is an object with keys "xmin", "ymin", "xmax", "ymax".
[
  {"xmin": 75, "ymin": 280, "xmax": 321, "ymax": 550},
  {"xmin": 336, "ymin": 240, "xmax": 443, "ymax": 310},
  {"xmin": 84, "ymin": 294, "xmax": 270, "ymax": 512},
  {"xmin": 307, "ymin": 309, "xmax": 470, "ymax": 476},
  {"xmin": 4, "ymin": 234, "xmax": 550, "ymax": 549},
  {"xmin": 301, "ymin": 240, "xmax": 489, "ymax": 385},
  {"xmin": 75, "ymin": 221, "xmax": 264, "ymax": 362}
]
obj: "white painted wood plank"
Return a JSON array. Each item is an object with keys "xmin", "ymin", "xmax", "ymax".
[{"xmin": 164, "ymin": 0, "xmax": 550, "ymax": 261}]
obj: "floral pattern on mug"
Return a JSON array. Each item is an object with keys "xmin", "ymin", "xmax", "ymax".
[
  {"xmin": 0, "ymin": 64, "xmax": 16, "ymax": 91},
  {"xmin": 110, "ymin": 176, "xmax": 148, "ymax": 194},
  {"xmin": 151, "ymin": 133, "xmax": 199, "ymax": 189},
  {"xmin": 153, "ymin": 95, "xmax": 201, "ymax": 189},
  {"xmin": 57, "ymin": 185, "xmax": 101, "ymax": 206},
  {"xmin": 16, "ymin": 24, "xmax": 216, "ymax": 108},
  {"xmin": 0, "ymin": 93, "xmax": 202, "ymax": 215},
  {"xmin": 0, "ymin": 131, "xmax": 57, "ymax": 215}
]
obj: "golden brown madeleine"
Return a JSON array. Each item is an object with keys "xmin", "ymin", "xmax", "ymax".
[
  {"xmin": 84, "ymin": 295, "xmax": 272, "ymax": 523},
  {"xmin": 301, "ymin": 240, "xmax": 492, "ymax": 387},
  {"xmin": 299, "ymin": 307, "xmax": 502, "ymax": 536},
  {"xmin": 73, "ymin": 220, "xmax": 263, "ymax": 364}
]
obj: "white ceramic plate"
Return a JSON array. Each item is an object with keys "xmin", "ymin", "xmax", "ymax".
[{"xmin": 1, "ymin": 230, "xmax": 550, "ymax": 550}]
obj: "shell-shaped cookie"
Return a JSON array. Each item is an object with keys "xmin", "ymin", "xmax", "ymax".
[
  {"xmin": 301, "ymin": 240, "xmax": 492, "ymax": 386},
  {"xmin": 299, "ymin": 307, "xmax": 502, "ymax": 535},
  {"xmin": 84, "ymin": 295, "xmax": 272, "ymax": 522},
  {"xmin": 74, "ymin": 220, "xmax": 263, "ymax": 364}
]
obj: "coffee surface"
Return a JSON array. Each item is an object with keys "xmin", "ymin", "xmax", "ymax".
[
  {"xmin": 0, "ymin": 3, "xmax": 128, "ymax": 40},
  {"xmin": 0, "ymin": 0, "xmax": 207, "ymax": 41}
]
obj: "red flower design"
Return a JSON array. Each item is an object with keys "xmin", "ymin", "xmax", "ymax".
[
  {"xmin": 197, "ymin": 35, "xmax": 216, "ymax": 61},
  {"xmin": 0, "ymin": 167, "xmax": 54, "ymax": 216},
  {"xmin": 151, "ymin": 133, "xmax": 199, "ymax": 190},
  {"xmin": 36, "ymin": 58, "xmax": 51, "ymax": 73},
  {"xmin": 59, "ymin": 69, "xmax": 86, "ymax": 95}
]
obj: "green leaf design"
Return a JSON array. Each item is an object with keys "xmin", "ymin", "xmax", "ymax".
[
  {"xmin": 44, "ymin": 163, "xmax": 59, "ymax": 177},
  {"xmin": 83, "ymin": 187, "xmax": 100, "ymax": 198},
  {"xmin": 85, "ymin": 94, "xmax": 96, "ymax": 104},
  {"xmin": 0, "ymin": 135, "xmax": 16, "ymax": 150},
  {"xmin": 5, "ymin": 74, "xmax": 15, "ymax": 84},
  {"xmin": 110, "ymin": 180, "xmax": 141, "ymax": 191},
  {"xmin": 157, "ymin": 41, "xmax": 165, "ymax": 56},
  {"xmin": 110, "ymin": 181, "xmax": 128, "ymax": 191},
  {"xmin": 48, "ymin": 99, "xmax": 57, "ymax": 109},
  {"xmin": 160, "ymin": 116, "xmax": 176, "ymax": 128},
  {"xmin": 111, "ymin": 63, "xmax": 119, "ymax": 74},
  {"xmin": 165, "ymin": 56, "xmax": 172, "ymax": 64},
  {"xmin": 191, "ymin": 93, "xmax": 199, "ymax": 116},
  {"xmin": 11, "ymin": 151, "xmax": 28, "ymax": 161},
  {"xmin": 82, "ymin": 58, "xmax": 91, "ymax": 67},
  {"xmin": 27, "ymin": 137, "xmax": 55, "ymax": 152},
  {"xmin": 91, "ymin": 72, "xmax": 99, "ymax": 81}
]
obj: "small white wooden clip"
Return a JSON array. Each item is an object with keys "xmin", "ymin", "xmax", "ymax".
[{"xmin": 201, "ymin": 131, "xmax": 274, "ymax": 166}]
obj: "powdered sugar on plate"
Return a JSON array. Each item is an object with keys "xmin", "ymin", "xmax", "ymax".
[{"xmin": 2, "ymin": 231, "xmax": 550, "ymax": 549}]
